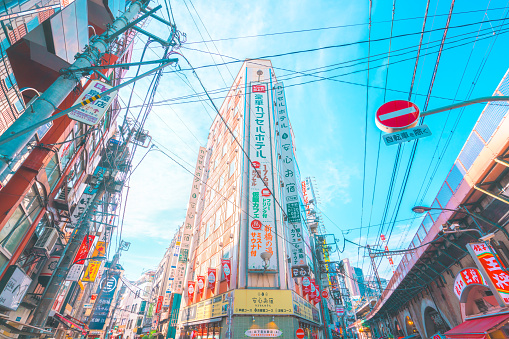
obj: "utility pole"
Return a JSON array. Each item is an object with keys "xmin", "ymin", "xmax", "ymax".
[
  {"xmin": 366, "ymin": 245, "xmax": 383, "ymax": 295},
  {"xmin": 0, "ymin": 0, "xmax": 150, "ymax": 175}
]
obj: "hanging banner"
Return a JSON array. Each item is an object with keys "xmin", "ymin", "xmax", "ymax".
[
  {"xmin": 197, "ymin": 276, "xmax": 205, "ymax": 297},
  {"xmin": 467, "ymin": 243, "xmax": 509, "ymax": 306},
  {"xmin": 222, "ymin": 259, "xmax": 231, "ymax": 286},
  {"xmin": 188, "ymin": 281, "xmax": 196, "ymax": 301},
  {"xmin": 174, "ymin": 147, "xmax": 207, "ymax": 294},
  {"xmin": 247, "ymin": 82, "xmax": 277, "ymax": 271},
  {"xmin": 273, "ymin": 82, "xmax": 309, "ymax": 268},
  {"xmin": 302, "ymin": 277, "xmax": 311, "ymax": 297},
  {"xmin": 82, "ymin": 260, "xmax": 101, "ymax": 282},
  {"xmin": 68, "ymin": 80, "xmax": 118, "ymax": 126},
  {"xmin": 208, "ymin": 268, "xmax": 216, "ymax": 291}
]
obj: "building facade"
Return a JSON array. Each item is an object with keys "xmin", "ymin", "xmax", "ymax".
[{"xmin": 170, "ymin": 60, "xmax": 323, "ymax": 339}]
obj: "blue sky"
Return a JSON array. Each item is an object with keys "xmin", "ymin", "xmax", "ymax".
[{"xmin": 112, "ymin": 0, "xmax": 509, "ymax": 281}]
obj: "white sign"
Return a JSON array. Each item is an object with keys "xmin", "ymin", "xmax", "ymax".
[
  {"xmin": 274, "ymin": 82, "xmax": 309, "ymax": 268},
  {"xmin": 245, "ymin": 329, "xmax": 283, "ymax": 337},
  {"xmin": 0, "ymin": 266, "xmax": 32, "ymax": 311},
  {"xmin": 383, "ymin": 124, "xmax": 432, "ymax": 146},
  {"xmin": 68, "ymin": 80, "xmax": 118, "ymax": 125},
  {"xmin": 66, "ymin": 264, "xmax": 84, "ymax": 281},
  {"xmin": 83, "ymin": 304, "xmax": 93, "ymax": 309},
  {"xmin": 248, "ymin": 82, "xmax": 277, "ymax": 271},
  {"xmin": 173, "ymin": 148, "xmax": 206, "ymax": 293}
]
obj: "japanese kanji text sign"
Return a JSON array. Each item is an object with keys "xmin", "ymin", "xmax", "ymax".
[
  {"xmin": 188, "ymin": 281, "xmax": 196, "ymax": 301},
  {"xmin": 68, "ymin": 80, "xmax": 118, "ymax": 125},
  {"xmin": 453, "ymin": 267, "xmax": 487, "ymax": 302},
  {"xmin": 248, "ymin": 83, "xmax": 277, "ymax": 271},
  {"xmin": 274, "ymin": 82, "xmax": 309, "ymax": 268},
  {"xmin": 467, "ymin": 242, "xmax": 509, "ymax": 306},
  {"xmin": 383, "ymin": 124, "xmax": 432, "ymax": 146},
  {"xmin": 174, "ymin": 147, "xmax": 206, "ymax": 293},
  {"xmin": 82, "ymin": 260, "xmax": 102, "ymax": 282}
]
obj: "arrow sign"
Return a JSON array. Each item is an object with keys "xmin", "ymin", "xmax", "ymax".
[{"xmin": 376, "ymin": 100, "xmax": 420, "ymax": 133}]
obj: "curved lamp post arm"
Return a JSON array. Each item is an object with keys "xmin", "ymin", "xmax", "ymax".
[{"xmin": 421, "ymin": 96, "xmax": 509, "ymax": 117}]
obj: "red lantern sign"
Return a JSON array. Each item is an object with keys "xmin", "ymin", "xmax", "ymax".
[{"xmin": 221, "ymin": 259, "xmax": 231, "ymax": 286}]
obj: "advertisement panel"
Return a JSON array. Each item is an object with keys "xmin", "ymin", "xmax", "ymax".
[
  {"xmin": 221, "ymin": 259, "xmax": 231, "ymax": 286},
  {"xmin": 247, "ymin": 82, "xmax": 277, "ymax": 271},
  {"xmin": 89, "ymin": 273, "xmax": 119, "ymax": 330},
  {"xmin": 82, "ymin": 260, "xmax": 101, "ymax": 282},
  {"xmin": 174, "ymin": 147, "xmax": 206, "ymax": 293},
  {"xmin": 453, "ymin": 267, "xmax": 487, "ymax": 302},
  {"xmin": 467, "ymin": 242, "xmax": 509, "ymax": 306},
  {"xmin": 234, "ymin": 290, "xmax": 293, "ymax": 315},
  {"xmin": 0, "ymin": 266, "xmax": 32, "ymax": 311},
  {"xmin": 180, "ymin": 291, "xmax": 232, "ymax": 323},
  {"xmin": 163, "ymin": 232, "xmax": 182, "ymax": 307},
  {"xmin": 274, "ymin": 82, "xmax": 308, "ymax": 267},
  {"xmin": 207, "ymin": 268, "xmax": 216, "ymax": 290},
  {"xmin": 68, "ymin": 80, "xmax": 118, "ymax": 126}
]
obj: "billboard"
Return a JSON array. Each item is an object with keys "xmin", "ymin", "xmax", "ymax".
[
  {"xmin": 173, "ymin": 148, "xmax": 206, "ymax": 293},
  {"xmin": 274, "ymin": 83, "xmax": 309, "ymax": 268},
  {"xmin": 247, "ymin": 83, "xmax": 277, "ymax": 271},
  {"xmin": 89, "ymin": 273, "xmax": 120, "ymax": 330}
]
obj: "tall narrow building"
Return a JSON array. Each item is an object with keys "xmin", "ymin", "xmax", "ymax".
[{"xmin": 174, "ymin": 60, "xmax": 322, "ymax": 339}]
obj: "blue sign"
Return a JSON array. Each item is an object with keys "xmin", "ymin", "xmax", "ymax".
[{"xmin": 88, "ymin": 273, "xmax": 119, "ymax": 330}]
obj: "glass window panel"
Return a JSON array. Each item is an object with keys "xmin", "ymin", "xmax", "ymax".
[
  {"xmin": 0, "ymin": 252, "xmax": 8, "ymax": 276},
  {"xmin": 45, "ymin": 155, "xmax": 60, "ymax": 190},
  {"xmin": 14, "ymin": 100, "xmax": 24, "ymax": 113},
  {"xmin": 0, "ymin": 207, "xmax": 31, "ymax": 253},
  {"xmin": 417, "ymin": 225, "xmax": 427, "ymax": 241}
]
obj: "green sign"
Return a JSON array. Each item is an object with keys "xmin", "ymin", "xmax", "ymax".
[{"xmin": 287, "ymin": 202, "xmax": 301, "ymax": 223}]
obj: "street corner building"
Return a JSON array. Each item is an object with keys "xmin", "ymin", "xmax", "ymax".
[
  {"xmin": 139, "ymin": 60, "xmax": 337, "ymax": 339},
  {"xmin": 0, "ymin": 0, "xmax": 146, "ymax": 337},
  {"xmin": 356, "ymin": 68, "xmax": 509, "ymax": 339}
]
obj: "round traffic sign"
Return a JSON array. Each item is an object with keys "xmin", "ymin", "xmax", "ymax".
[
  {"xmin": 296, "ymin": 328, "xmax": 305, "ymax": 339},
  {"xmin": 375, "ymin": 100, "xmax": 420, "ymax": 133},
  {"xmin": 322, "ymin": 290, "xmax": 329, "ymax": 298}
]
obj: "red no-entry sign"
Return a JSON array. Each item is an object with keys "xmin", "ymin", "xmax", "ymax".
[
  {"xmin": 296, "ymin": 328, "xmax": 305, "ymax": 339},
  {"xmin": 376, "ymin": 100, "xmax": 420, "ymax": 133},
  {"xmin": 322, "ymin": 290, "xmax": 329, "ymax": 298}
]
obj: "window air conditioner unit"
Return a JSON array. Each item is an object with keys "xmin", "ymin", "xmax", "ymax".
[{"xmin": 33, "ymin": 228, "xmax": 59, "ymax": 257}]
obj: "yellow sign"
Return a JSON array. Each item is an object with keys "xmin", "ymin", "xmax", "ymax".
[
  {"xmin": 82, "ymin": 260, "xmax": 101, "ymax": 282},
  {"xmin": 78, "ymin": 280, "xmax": 85, "ymax": 290},
  {"xmin": 234, "ymin": 290, "xmax": 293, "ymax": 315},
  {"xmin": 181, "ymin": 292, "xmax": 230, "ymax": 323},
  {"xmin": 92, "ymin": 241, "xmax": 107, "ymax": 258}
]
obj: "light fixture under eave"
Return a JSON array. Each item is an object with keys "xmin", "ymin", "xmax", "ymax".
[{"xmin": 260, "ymin": 252, "xmax": 272, "ymax": 270}]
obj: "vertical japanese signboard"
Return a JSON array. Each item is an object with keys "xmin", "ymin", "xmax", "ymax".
[
  {"xmin": 453, "ymin": 268, "xmax": 487, "ymax": 302},
  {"xmin": 174, "ymin": 147, "xmax": 206, "ymax": 293},
  {"xmin": 274, "ymin": 83, "xmax": 308, "ymax": 268},
  {"xmin": 248, "ymin": 82, "xmax": 277, "ymax": 271},
  {"xmin": 467, "ymin": 242, "xmax": 509, "ymax": 306},
  {"xmin": 163, "ymin": 230, "xmax": 182, "ymax": 307},
  {"xmin": 89, "ymin": 273, "xmax": 119, "ymax": 330}
]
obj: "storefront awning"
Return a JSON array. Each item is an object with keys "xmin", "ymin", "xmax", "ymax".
[{"xmin": 445, "ymin": 313, "xmax": 509, "ymax": 339}]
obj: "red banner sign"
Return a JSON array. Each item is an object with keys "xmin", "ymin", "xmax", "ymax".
[
  {"xmin": 74, "ymin": 235, "xmax": 96, "ymax": 264},
  {"xmin": 221, "ymin": 259, "xmax": 231, "ymax": 286},
  {"xmin": 208, "ymin": 268, "xmax": 216, "ymax": 291},
  {"xmin": 188, "ymin": 281, "xmax": 196, "ymax": 301},
  {"xmin": 197, "ymin": 276, "xmax": 205, "ymax": 297},
  {"xmin": 155, "ymin": 296, "xmax": 163, "ymax": 314}
]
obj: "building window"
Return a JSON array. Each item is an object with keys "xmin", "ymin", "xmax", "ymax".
[
  {"xmin": 139, "ymin": 300, "xmax": 147, "ymax": 312},
  {"xmin": 13, "ymin": 100, "xmax": 24, "ymax": 113},
  {"xmin": 204, "ymin": 221, "xmax": 210, "ymax": 239},
  {"xmin": 222, "ymin": 144, "xmax": 227, "ymax": 156},
  {"xmin": 45, "ymin": 154, "xmax": 61, "ymax": 191},
  {"xmin": 136, "ymin": 317, "xmax": 143, "ymax": 327},
  {"xmin": 218, "ymin": 176, "xmax": 224, "ymax": 190},
  {"xmin": 3, "ymin": 73, "xmax": 16, "ymax": 90},
  {"xmin": 229, "ymin": 162, "xmax": 235, "ymax": 177}
]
